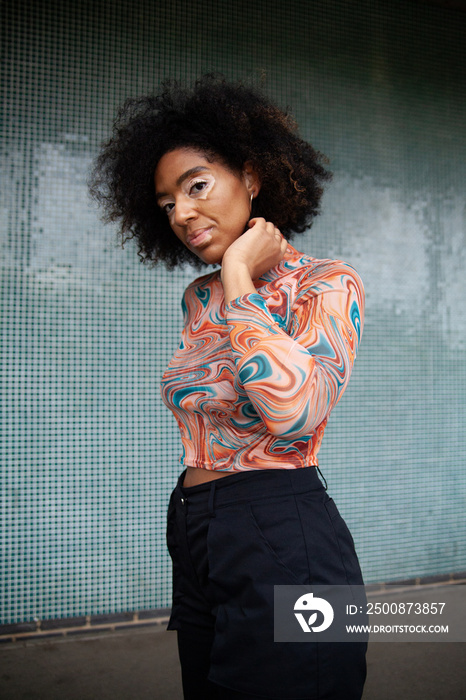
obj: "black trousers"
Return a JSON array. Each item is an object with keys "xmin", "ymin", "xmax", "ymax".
[{"xmin": 167, "ymin": 467, "xmax": 367, "ymax": 700}]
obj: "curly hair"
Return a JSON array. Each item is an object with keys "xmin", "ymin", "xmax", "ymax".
[{"xmin": 89, "ymin": 75, "xmax": 332, "ymax": 268}]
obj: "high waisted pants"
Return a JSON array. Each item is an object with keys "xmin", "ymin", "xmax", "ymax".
[{"xmin": 166, "ymin": 467, "xmax": 367, "ymax": 700}]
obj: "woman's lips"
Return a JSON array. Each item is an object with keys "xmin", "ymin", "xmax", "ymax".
[{"xmin": 187, "ymin": 227, "xmax": 213, "ymax": 248}]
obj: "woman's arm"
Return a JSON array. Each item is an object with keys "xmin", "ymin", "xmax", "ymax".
[{"xmin": 224, "ymin": 259, "xmax": 364, "ymax": 440}]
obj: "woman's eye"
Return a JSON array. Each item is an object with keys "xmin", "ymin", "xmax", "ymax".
[
  {"xmin": 190, "ymin": 180, "xmax": 207, "ymax": 195},
  {"xmin": 162, "ymin": 202, "xmax": 175, "ymax": 215}
]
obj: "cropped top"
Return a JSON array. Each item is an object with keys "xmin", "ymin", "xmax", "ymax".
[{"xmin": 160, "ymin": 245, "xmax": 364, "ymax": 471}]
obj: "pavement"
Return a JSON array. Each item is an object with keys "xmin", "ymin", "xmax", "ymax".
[{"xmin": 0, "ymin": 584, "xmax": 465, "ymax": 700}]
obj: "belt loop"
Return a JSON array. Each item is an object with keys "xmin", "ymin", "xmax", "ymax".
[
  {"xmin": 316, "ymin": 466, "xmax": 328, "ymax": 491},
  {"xmin": 208, "ymin": 481, "xmax": 216, "ymax": 517}
]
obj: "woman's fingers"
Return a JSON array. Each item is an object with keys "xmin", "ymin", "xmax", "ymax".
[
  {"xmin": 248, "ymin": 217, "xmax": 283, "ymax": 243},
  {"xmin": 221, "ymin": 218, "xmax": 288, "ymax": 300},
  {"xmin": 222, "ymin": 217, "xmax": 287, "ymax": 280}
]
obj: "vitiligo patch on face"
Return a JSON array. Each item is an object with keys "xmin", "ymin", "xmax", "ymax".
[
  {"xmin": 182, "ymin": 174, "xmax": 215, "ymax": 200},
  {"xmin": 158, "ymin": 174, "xmax": 216, "ymax": 214}
]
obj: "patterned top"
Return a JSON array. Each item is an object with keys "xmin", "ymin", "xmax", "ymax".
[{"xmin": 161, "ymin": 245, "xmax": 364, "ymax": 471}]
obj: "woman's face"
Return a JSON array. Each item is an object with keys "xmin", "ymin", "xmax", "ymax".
[{"xmin": 154, "ymin": 148, "xmax": 259, "ymax": 265}]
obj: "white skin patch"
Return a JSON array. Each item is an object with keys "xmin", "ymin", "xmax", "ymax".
[{"xmin": 159, "ymin": 173, "xmax": 216, "ymax": 219}]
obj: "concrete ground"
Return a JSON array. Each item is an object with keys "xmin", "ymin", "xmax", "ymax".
[{"xmin": 1, "ymin": 584, "xmax": 465, "ymax": 700}]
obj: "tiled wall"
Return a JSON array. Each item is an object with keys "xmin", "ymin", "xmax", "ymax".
[{"xmin": 1, "ymin": 0, "xmax": 465, "ymax": 624}]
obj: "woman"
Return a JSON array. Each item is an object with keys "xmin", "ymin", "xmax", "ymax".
[{"xmin": 90, "ymin": 76, "xmax": 366, "ymax": 700}]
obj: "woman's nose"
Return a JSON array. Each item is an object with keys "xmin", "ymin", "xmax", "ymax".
[{"xmin": 174, "ymin": 196, "xmax": 198, "ymax": 226}]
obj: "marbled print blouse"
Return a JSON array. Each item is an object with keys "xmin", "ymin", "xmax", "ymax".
[{"xmin": 161, "ymin": 245, "xmax": 364, "ymax": 471}]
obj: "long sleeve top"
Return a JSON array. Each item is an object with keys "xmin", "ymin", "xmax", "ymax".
[{"xmin": 160, "ymin": 245, "xmax": 364, "ymax": 471}]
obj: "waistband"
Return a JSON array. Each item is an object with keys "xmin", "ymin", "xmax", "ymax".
[{"xmin": 174, "ymin": 466, "xmax": 326, "ymax": 515}]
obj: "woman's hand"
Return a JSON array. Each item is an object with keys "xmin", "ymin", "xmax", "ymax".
[{"xmin": 221, "ymin": 218, "xmax": 288, "ymax": 304}]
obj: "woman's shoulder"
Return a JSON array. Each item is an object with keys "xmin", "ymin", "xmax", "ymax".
[
  {"xmin": 266, "ymin": 245, "xmax": 364, "ymax": 295},
  {"xmin": 298, "ymin": 255, "xmax": 363, "ymax": 286}
]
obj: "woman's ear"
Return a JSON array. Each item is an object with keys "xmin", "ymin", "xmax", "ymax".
[{"xmin": 242, "ymin": 161, "xmax": 261, "ymax": 198}]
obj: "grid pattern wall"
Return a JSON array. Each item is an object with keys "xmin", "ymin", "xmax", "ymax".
[{"xmin": 1, "ymin": 0, "xmax": 465, "ymax": 625}]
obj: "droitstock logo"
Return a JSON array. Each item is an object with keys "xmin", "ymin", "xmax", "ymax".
[
  {"xmin": 294, "ymin": 592, "xmax": 334, "ymax": 633},
  {"xmin": 274, "ymin": 584, "xmax": 369, "ymax": 642}
]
